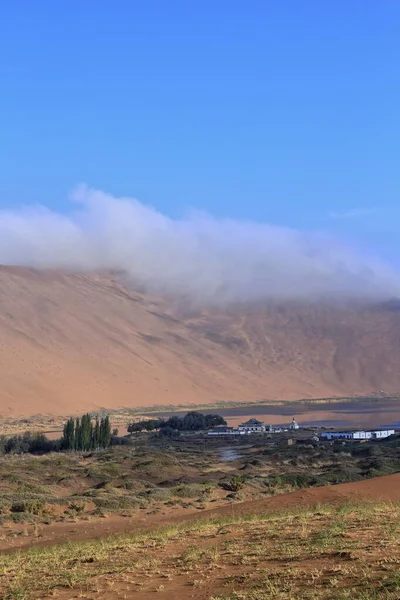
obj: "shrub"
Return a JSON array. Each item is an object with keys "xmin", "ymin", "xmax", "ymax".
[
  {"xmin": 220, "ymin": 475, "xmax": 245, "ymax": 492},
  {"xmin": 8, "ymin": 512, "xmax": 37, "ymax": 523},
  {"xmin": 67, "ymin": 500, "xmax": 88, "ymax": 514},
  {"xmin": 171, "ymin": 484, "xmax": 207, "ymax": 498},
  {"xmin": 0, "ymin": 500, "xmax": 11, "ymax": 515},
  {"xmin": 93, "ymin": 496, "xmax": 139, "ymax": 510},
  {"xmin": 11, "ymin": 499, "xmax": 46, "ymax": 515}
]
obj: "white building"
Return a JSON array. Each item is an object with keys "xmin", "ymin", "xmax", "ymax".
[
  {"xmin": 321, "ymin": 429, "xmax": 395, "ymax": 441},
  {"xmin": 289, "ymin": 418, "xmax": 299, "ymax": 430},
  {"xmin": 238, "ymin": 418, "xmax": 265, "ymax": 433},
  {"xmin": 207, "ymin": 426, "xmax": 244, "ymax": 436}
]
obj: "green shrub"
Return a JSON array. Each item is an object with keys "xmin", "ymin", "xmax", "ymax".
[
  {"xmin": 11, "ymin": 499, "xmax": 46, "ymax": 515},
  {"xmin": 220, "ymin": 475, "xmax": 245, "ymax": 492},
  {"xmin": 8, "ymin": 511, "xmax": 37, "ymax": 523},
  {"xmin": 67, "ymin": 500, "xmax": 88, "ymax": 514},
  {"xmin": 0, "ymin": 500, "xmax": 11, "ymax": 515},
  {"xmin": 93, "ymin": 496, "xmax": 139, "ymax": 510},
  {"xmin": 140, "ymin": 488, "xmax": 171, "ymax": 501},
  {"xmin": 171, "ymin": 484, "xmax": 206, "ymax": 498}
]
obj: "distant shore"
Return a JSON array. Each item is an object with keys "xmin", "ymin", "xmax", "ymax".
[{"xmin": 1, "ymin": 395, "xmax": 399, "ymax": 436}]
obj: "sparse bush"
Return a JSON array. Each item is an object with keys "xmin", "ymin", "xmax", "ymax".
[
  {"xmin": 0, "ymin": 500, "xmax": 11, "ymax": 515},
  {"xmin": 220, "ymin": 475, "xmax": 245, "ymax": 492},
  {"xmin": 11, "ymin": 499, "xmax": 46, "ymax": 515},
  {"xmin": 8, "ymin": 511, "xmax": 37, "ymax": 523},
  {"xmin": 93, "ymin": 496, "xmax": 139, "ymax": 511},
  {"xmin": 266, "ymin": 473, "xmax": 318, "ymax": 490},
  {"xmin": 67, "ymin": 500, "xmax": 88, "ymax": 514},
  {"xmin": 172, "ymin": 483, "xmax": 206, "ymax": 498}
]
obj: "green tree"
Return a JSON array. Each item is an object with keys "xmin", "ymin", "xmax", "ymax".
[
  {"xmin": 92, "ymin": 417, "xmax": 101, "ymax": 450},
  {"xmin": 80, "ymin": 413, "xmax": 93, "ymax": 451},
  {"xmin": 100, "ymin": 415, "xmax": 111, "ymax": 448},
  {"xmin": 205, "ymin": 414, "xmax": 227, "ymax": 428},
  {"xmin": 74, "ymin": 418, "xmax": 82, "ymax": 451},
  {"xmin": 143, "ymin": 419, "xmax": 157, "ymax": 432},
  {"xmin": 62, "ymin": 417, "xmax": 75, "ymax": 450},
  {"xmin": 128, "ymin": 422, "xmax": 144, "ymax": 433}
]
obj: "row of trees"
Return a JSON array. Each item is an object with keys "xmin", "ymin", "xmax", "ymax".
[
  {"xmin": 62, "ymin": 414, "xmax": 112, "ymax": 451},
  {"xmin": 0, "ymin": 431, "xmax": 59, "ymax": 455},
  {"xmin": 127, "ymin": 411, "xmax": 226, "ymax": 434}
]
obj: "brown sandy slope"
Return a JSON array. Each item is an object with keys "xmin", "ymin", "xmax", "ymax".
[
  {"xmin": 2, "ymin": 473, "xmax": 400, "ymax": 553},
  {"xmin": 0, "ymin": 265, "xmax": 400, "ymax": 416}
]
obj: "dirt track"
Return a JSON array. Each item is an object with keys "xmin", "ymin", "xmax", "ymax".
[{"xmin": 2, "ymin": 473, "xmax": 400, "ymax": 553}]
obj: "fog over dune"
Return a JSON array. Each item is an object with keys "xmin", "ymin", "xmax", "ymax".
[{"xmin": 0, "ymin": 185, "xmax": 397, "ymax": 304}]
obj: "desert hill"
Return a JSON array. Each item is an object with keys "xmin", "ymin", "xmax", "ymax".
[{"xmin": 0, "ymin": 265, "xmax": 399, "ymax": 416}]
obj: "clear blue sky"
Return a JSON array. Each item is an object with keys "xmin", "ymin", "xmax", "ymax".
[{"xmin": 1, "ymin": 1, "xmax": 399, "ymax": 261}]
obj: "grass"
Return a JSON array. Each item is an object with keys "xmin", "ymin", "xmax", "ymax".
[
  {"xmin": 0, "ymin": 433, "xmax": 399, "ymax": 529},
  {"xmin": 1, "ymin": 501, "xmax": 400, "ymax": 599}
]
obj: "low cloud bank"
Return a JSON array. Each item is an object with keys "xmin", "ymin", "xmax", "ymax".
[{"xmin": 0, "ymin": 185, "xmax": 397, "ymax": 304}]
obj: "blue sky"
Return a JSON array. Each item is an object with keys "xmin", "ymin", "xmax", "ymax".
[{"xmin": 1, "ymin": 0, "xmax": 399, "ymax": 263}]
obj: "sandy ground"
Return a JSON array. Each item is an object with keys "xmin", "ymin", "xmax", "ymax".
[
  {"xmin": 1, "ymin": 266, "xmax": 400, "ymax": 417},
  {"xmin": 2, "ymin": 473, "xmax": 399, "ymax": 553}
]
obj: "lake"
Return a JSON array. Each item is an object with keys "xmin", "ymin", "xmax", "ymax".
[{"xmin": 144, "ymin": 399, "xmax": 400, "ymax": 430}]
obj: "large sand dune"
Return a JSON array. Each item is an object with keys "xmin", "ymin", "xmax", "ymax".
[{"xmin": 0, "ymin": 266, "xmax": 400, "ymax": 416}]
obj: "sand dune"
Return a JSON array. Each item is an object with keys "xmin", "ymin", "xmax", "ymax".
[{"xmin": 0, "ymin": 266, "xmax": 400, "ymax": 416}]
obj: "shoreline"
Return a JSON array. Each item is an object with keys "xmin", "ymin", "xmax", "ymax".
[{"xmin": 0, "ymin": 395, "xmax": 399, "ymax": 436}]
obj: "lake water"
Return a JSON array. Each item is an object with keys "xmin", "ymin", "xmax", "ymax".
[
  {"xmin": 218, "ymin": 447, "xmax": 245, "ymax": 462},
  {"xmin": 145, "ymin": 399, "xmax": 400, "ymax": 430}
]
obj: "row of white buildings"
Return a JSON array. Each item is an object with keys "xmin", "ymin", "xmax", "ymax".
[
  {"xmin": 208, "ymin": 417, "xmax": 300, "ymax": 436},
  {"xmin": 320, "ymin": 429, "xmax": 395, "ymax": 441},
  {"xmin": 208, "ymin": 418, "xmax": 396, "ymax": 441}
]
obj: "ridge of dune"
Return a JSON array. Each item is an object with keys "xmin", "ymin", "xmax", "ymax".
[{"xmin": 0, "ymin": 265, "xmax": 400, "ymax": 416}]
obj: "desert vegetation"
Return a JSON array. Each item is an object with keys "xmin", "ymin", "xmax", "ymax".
[
  {"xmin": 0, "ymin": 414, "xmax": 113, "ymax": 456},
  {"xmin": 127, "ymin": 410, "xmax": 227, "ymax": 434},
  {"xmin": 0, "ymin": 427, "xmax": 399, "ymax": 598},
  {"xmin": 61, "ymin": 414, "xmax": 112, "ymax": 451},
  {"xmin": 1, "ymin": 500, "xmax": 400, "ymax": 599},
  {"xmin": 0, "ymin": 431, "xmax": 398, "ymax": 533}
]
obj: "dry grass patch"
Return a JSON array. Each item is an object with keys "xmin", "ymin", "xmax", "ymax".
[{"xmin": 0, "ymin": 501, "xmax": 400, "ymax": 599}]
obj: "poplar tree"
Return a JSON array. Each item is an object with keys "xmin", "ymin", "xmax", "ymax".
[
  {"xmin": 75, "ymin": 417, "xmax": 82, "ymax": 450},
  {"xmin": 80, "ymin": 413, "xmax": 93, "ymax": 451},
  {"xmin": 100, "ymin": 415, "xmax": 111, "ymax": 448},
  {"xmin": 92, "ymin": 417, "xmax": 101, "ymax": 450},
  {"xmin": 62, "ymin": 417, "xmax": 75, "ymax": 450},
  {"xmin": 61, "ymin": 413, "xmax": 112, "ymax": 451}
]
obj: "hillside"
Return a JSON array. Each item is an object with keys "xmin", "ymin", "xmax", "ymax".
[{"xmin": 0, "ymin": 265, "xmax": 400, "ymax": 416}]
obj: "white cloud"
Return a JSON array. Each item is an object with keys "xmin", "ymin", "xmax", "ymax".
[
  {"xmin": 328, "ymin": 208, "xmax": 377, "ymax": 219},
  {"xmin": 0, "ymin": 185, "xmax": 397, "ymax": 304}
]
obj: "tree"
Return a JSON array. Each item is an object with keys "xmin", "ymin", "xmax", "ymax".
[
  {"xmin": 62, "ymin": 417, "xmax": 75, "ymax": 450},
  {"xmin": 74, "ymin": 418, "xmax": 82, "ymax": 450},
  {"xmin": 159, "ymin": 426, "xmax": 181, "ymax": 439},
  {"xmin": 205, "ymin": 414, "xmax": 227, "ymax": 428},
  {"xmin": 80, "ymin": 413, "xmax": 93, "ymax": 451},
  {"xmin": 127, "ymin": 422, "xmax": 144, "ymax": 433},
  {"xmin": 92, "ymin": 417, "xmax": 101, "ymax": 450},
  {"xmin": 100, "ymin": 415, "xmax": 111, "ymax": 448},
  {"xmin": 182, "ymin": 411, "xmax": 206, "ymax": 431},
  {"xmin": 163, "ymin": 416, "xmax": 181, "ymax": 430},
  {"xmin": 142, "ymin": 419, "xmax": 158, "ymax": 432},
  {"xmin": 21, "ymin": 431, "xmax": 33, "ymax": 453},
  {"xmin": 29, "ymin": 432, "xmax": 57, "ymax": 453},
  {"xmin": 5, "ymin": 435, "xmax": 23, "ymax": 454}
]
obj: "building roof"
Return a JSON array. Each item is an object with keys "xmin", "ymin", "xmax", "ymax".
[{"xmin": 240, "ymin": 418, "xmax": 264, "ymax": 426}]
